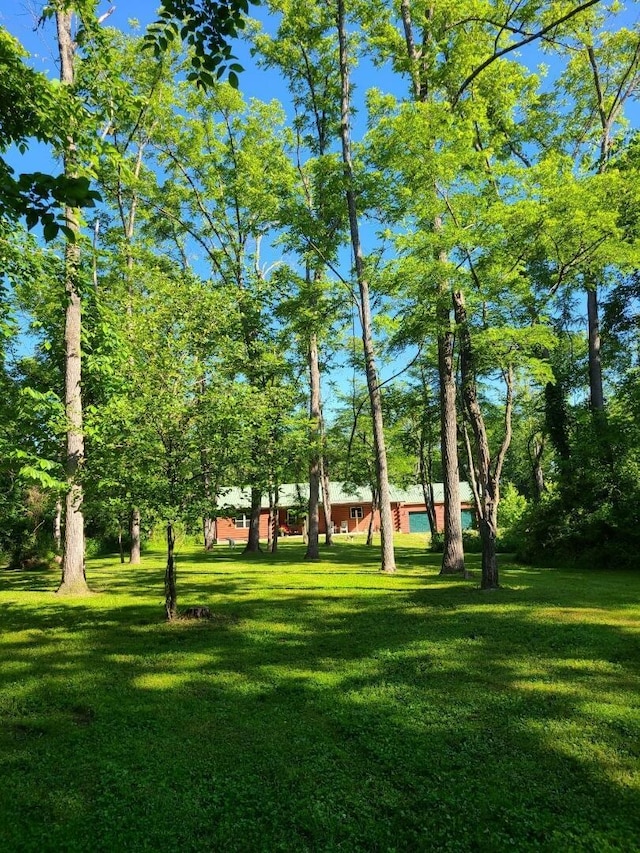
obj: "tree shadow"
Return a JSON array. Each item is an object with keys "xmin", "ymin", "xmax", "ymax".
[{"xmin": 1, "ymin": 550, "xmax": 639, "ymax": 851}]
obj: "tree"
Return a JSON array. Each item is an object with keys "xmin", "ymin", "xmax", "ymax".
[
  {"xmin": 254, "ymin": 0, "xmax": 349, "ymax": 555},
  {"xmin": 335, "ymin": 0, "xmax": 397, "ymax": 572},
  {"xmin": 54, "ymin": 7, "xmax": 90, "ymax": 594},
  {"xmin": 142, "ymin": 82, "xmax": 299, "ymax": 553}
]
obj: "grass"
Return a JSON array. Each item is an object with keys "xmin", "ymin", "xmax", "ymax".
[{"xmin": 1, "ymin": 535, "xmax": 639, "ymax": 852}]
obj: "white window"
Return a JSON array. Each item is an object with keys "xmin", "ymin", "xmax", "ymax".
[
  {"xmin": 286, "ymin": 510, "xmax": 298, "ymax": 525},
  {"xmin": 234, "ymin": 513, "xmax": 251, "ymax": 529},
  {"xmin": 350, "ymin": 506, "xmax": 363, "ymax": 519}
]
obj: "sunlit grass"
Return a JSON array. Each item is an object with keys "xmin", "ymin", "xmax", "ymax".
[{"xmin": 1, "ymin": 537, "xmax": 639, "ymax": 851}]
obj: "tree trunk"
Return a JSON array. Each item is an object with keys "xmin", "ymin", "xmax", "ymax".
[
  {"xmin": 243, "ymin": 487, "xmax": 262, "ymax": 553},
  {"xmin": 270, "ymin": 509, "xmax": 279, "ymax": 553},
  {"xmin": 454, "ymin": 290, "xmax": 513, "ymax": 591},
  {"xmin": 587, "ymin": 285, "xmax": 604, "ymax": 411},
  {"xmin": 320, "ymin": 454, "xmax": 334, "ymax": 546},
  {"xmin": 203, "ymin": 515, "xmax": 216, "ymax": 550},
  {"xmin": 337, "ymin": 0, "xmax": 395, "ymax": 573},
  {"xmin": 120, "ymin": 145, "xmax": 146, "ymax": 565},
  {"xmin": 267, "ymin": 505, "xmax": 274, "ymax": 551},
  {"xmin": 56, "ymin": 9, "xmax": 88, "ymax": 596},
  {"xmin": 438, "ymin": 322, "xmax": 465, "ymax": 574},
  {"xmin": 399, "ymin": 4, "xmax": 464, "ymax": 573},
  {"xmin": 479, "ymin": 510, "xmax": 499, "ymax": 590},
  {"xmin": 418, "ymin": 431, "xmax": 437, "ymax": 537},
  {"xmin": 531, "ymin": 436, "xmax": 546, "ymax": 501},
  {"xmin": 305, "ymin": 333, "xmax": 321, "ymax": 560},
  {"xmin": 130, "ymin": 506, "xmax": 141, "ymax": 564},
  {"xmin": 118, "ymin": 523, "xmax": 125, "ymax": 564},
  {"xmin": 366, "ymin": 488, "xmax": 379, "ymax": 546},
  {"xmin": 164, "ymin": 522, "xmax": 177, "ymax": 620},
  {"xmin": 53, "ymin": 499, "xmax": 62, "ymax": 553},
  {"xmin": 267, "ymin": 486, "xmax": 278, "ymax": 552}
]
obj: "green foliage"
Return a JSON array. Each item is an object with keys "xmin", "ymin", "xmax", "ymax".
[
  {"xmin": 498, "ymin": 482, "xmax": 529, "ymax": 529},
  {"xmin": 144, "ymin": 0, "xmax": 256, "ymax": 88},
  {"xmin": 0, "ymin": 28, "xmax": 101, "ymax": 238}
]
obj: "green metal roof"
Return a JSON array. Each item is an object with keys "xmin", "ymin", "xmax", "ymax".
[{"xmin": 217, "ymin": 482, "xmax": 473, "ymax": 511}]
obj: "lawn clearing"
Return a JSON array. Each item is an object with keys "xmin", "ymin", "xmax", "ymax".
[{"xmin": 1, "ymin": 538, "xmax": 639, "ymax": 851}]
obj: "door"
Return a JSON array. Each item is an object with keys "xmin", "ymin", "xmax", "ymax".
[{"xmin": 408, "ymin": 511, "xmax": 430, "ymax": 533}]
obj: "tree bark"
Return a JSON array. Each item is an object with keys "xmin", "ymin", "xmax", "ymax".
[
  {"xmin": 305, "ymin": 333, "xmax": 321, "ymax": 560},
  {"xmin": 320, "ymin": 454, "xmax": 334, "ymax": 546},
  {"xmin": 243, "ymin": 487, "xmax": 262, "ymax": 553},
  {"xmin": 267, "ymin": 484, "xmax": 280, "ymax": 553},
  {"xmin": 56, "ymin": 9, "xmax": 88, "ymax": 595},
  {"xmin": 587, "ymin": 285, "xmax": 604, "ymax": 411},
  {"xmin": 454, "ymin": 290, "xmax": 513, "ymax": 590},
  {"xmin": 418, "ymin": 442, "xmax": 437, "ymax": 537},
  {"xmin": 530, "ymin": 436, "xmax": 546, "ymax": 501},
  {"xmin": 164, "ymin": 522, "xmax": 177, "ymax": 620},
  {"xmin": 438, "ymin": 321, "xmax": 465, "ymax": 574},
  {"xmin": 53, "ymin": 499, "xmax": 62, "ymax": 553},
  {"xmin": 366, "ymin": 488, "xmax": 379, "ymax": 546},
  {"xmin": 398, "ymin": 3, "xmax": 465, "ymax": 573},
  {"xmin": 119, "ymin": 145, "xmax": 147, "ymax": 565},
  {"xmin": 203, "ymin": 515, "xmax": 216, "ymax": 550},
  {"xmin": 337, "ymin": 0, "xmax": 395, "ymax": 572},
  {"xmin": 130, "ymin": 506, "xmax": 141, "ymax": 564}
]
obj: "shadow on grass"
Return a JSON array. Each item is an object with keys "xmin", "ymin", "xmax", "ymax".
[{"xmin": 1, "ymin": 543, "xmax": 639, "ymax": 851}]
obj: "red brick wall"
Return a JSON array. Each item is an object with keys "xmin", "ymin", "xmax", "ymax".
[{"xmin": 216, "ymin": 501, "xmax": 472, "ymax": 540}]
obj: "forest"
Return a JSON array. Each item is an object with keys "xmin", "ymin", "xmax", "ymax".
[
  {"xmin": 2, "ymin": 3, "xmax": 640, "ymax": 850},
  {"xmin": 1, "ymin": 0, "xmax": 640, "ymax": 610}
]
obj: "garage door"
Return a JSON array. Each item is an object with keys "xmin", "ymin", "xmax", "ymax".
[
  {"xmin": 410, "ymin": 509, "xmax": 475, "ymax": 532},
  {"xmin": 461, "ymin": 509, "xmax": 475, "ymax": 530},
  {"xmin": 409, "ymin": 511, "xmax": 430, "ymax": 533}
]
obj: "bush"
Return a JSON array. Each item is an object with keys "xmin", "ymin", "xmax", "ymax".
[
  {"xmin": 429, "ymin": 532, "xmax": 444, "ymax": 553},
  {"xmin": 497, "ymin": 483, "xmax": 528, "ymax": 529}
]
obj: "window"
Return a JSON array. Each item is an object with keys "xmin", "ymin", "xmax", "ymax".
[
  {"xmin": 234, "ymin": 513, "xmax": 251, "ymax": 529},
  {"xmin": 286, "ymin": 510, "xmax": 298, "ymax": 526},
  {"xmin": 350, "ymin": 506, "xmax": 363, "ymax": 519}
]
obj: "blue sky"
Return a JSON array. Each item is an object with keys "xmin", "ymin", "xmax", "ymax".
[{"xmin": 2, "ymin": 1, "xmax": 639, "ymax": 385}]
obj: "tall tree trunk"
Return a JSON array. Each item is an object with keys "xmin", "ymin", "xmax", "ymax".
[
  {"xmin": 305, "ymin": 333, "xmax": 321, "ymax": 560},
  {"xmin": 118, "ymin": 523, "xmax": 125, "ymax": 564},
  {"xmin": 337, "ymin": 0, "xmax": 395, "ymax": 573},
  {"xmin": 125, "ymin": 153, "xmax": 146, "ymax": 562},
  {"xmin": 587, "ymin": 285, "xmax": 604, "ymax": 411},
  {"xmin": 130, "ymin": 506, "xmax": 141, "ymax": 564},
  {"xmin": 164, "ymin": 522, "xmax": 177, "ymax": 620},
  {"xmin": 530, "ymin": 435, "xmax": 546, "ymax": 501},
  {"xmin": 454, "ymin": 291, "xmax": 513, "ymax": 591},
  {"xmin": 270, "ymin": 500, "xmax": 279, "ymax": 554},
  {"xmin": 267, "ymin": 484, "xmax": 279, "ymax": 553},
  {"xmin": 418, "ymin": 442, "xmax": 437, "ymax": 537},
  {"xmin": 399, "ymin": 2, "xmax": 465, "ymax": 572},
  {"xmin": 438, "ymin": 322, "xmax": 465, "ymax": 574},
  {"xmin": 243, "ymin": 487, "xmax": 262, "ymax": 553},
  {"xmin": 56, "ymin": 9, "xmax": 88, "ymax": 595}
]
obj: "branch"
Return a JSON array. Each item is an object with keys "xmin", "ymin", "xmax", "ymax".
[{"xmin": 452, "ymin": 0, "xmax": 602, "ymax": 106}]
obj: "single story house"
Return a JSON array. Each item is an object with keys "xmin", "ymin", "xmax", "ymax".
[{"xmin": 215, "ymin": 482, "xmax": 474, "ymax": 542}]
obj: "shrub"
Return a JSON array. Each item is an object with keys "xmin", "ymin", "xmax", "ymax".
[{"xmin": 497, "ymin": 483, "xmax": 528, "ymax": 529}]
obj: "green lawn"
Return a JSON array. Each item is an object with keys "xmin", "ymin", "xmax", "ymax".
[{"xmin": 1, "ymin": 537, "xmax": 639, "ymax": 851}]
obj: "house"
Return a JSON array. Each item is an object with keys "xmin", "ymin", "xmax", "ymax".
[{"xmin": 215, "ymin": 482, "xmax": 475, "ymax": 542}]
